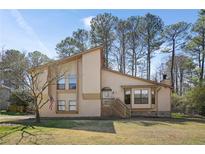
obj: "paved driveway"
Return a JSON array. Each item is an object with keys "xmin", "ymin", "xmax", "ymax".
[{"xmin": 0, "ymin": 115, "xmax": 34, "ymax": 123}]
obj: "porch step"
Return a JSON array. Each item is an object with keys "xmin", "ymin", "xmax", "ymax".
[{"xmin": 101, "ymin": 98, "xmax": 131, "ymax": 118}]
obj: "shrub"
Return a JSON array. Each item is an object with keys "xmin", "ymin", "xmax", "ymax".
[
  {"xmin": 185, "ymin": 86, "xmax": 205, "ymax": 115},
  {"xmin": 171, "ymin": 93, "xmax": 187, "ymax": 113},
  {"xmin": 9, "ymin": 91, "xmax": 33, "ymax": 112}
]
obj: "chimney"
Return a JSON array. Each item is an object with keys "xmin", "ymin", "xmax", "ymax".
[
  {"xmin": 160, "ymin": 74, "xmax": 171, "ymax": 86},
  {"xmin": 163, "ymin": 74, "xmax": 167, "ymax": 80}
]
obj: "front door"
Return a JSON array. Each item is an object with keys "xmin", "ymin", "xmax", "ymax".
[{"xmin": 131, "ymin": 88, "xmax": 151, "ymax": 109}]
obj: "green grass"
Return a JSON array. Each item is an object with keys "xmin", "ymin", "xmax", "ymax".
[
  {"xmin": 0, "ymin": 110, "xmax": 27, "ymax": 116},
  {"xmin": 0, "ymin": 115, "xmax": 205, "ymax": 144}
]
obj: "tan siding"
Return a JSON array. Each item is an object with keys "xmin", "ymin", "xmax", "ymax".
[
  {"xmin": 101, "ymin": 70, "xmax": 155, "ymax": 101},
  {"xmin": 82, "ymin": 49, "xmax": 101, "ymax": 94},
  {"xmin": 39, "ymin": 49, "xmax": 101, "ymax": 117},
  {"xmin": 157, "ymin": 87, "xmax": 171, "ymax": 111}
]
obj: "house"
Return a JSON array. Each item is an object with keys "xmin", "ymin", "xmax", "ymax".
[
  {"xmin": 30, "ymin": 46, "xmax": 171, "ymax": 118},
  {"xmin": 0, "ymin": 84, "xmax": 11, "ymax": 110}
]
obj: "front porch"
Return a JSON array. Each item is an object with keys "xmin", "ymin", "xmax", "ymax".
[{"xmin": 101, "ymin": 85, "xmax": 162, "ymax": 118}]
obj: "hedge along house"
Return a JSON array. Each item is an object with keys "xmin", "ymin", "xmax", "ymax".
[{"xmin": 29, "ymin": 46, "xmax": 171, "ymax": 118}]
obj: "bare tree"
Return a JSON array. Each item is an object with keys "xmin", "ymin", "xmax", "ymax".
[
  {"xmin": 25, "ymin": 65, "xmax": 65, "ymax": 123},
  {"xmin": 162, "ymin": 21, "xmax": 190, "ymax": 91}
]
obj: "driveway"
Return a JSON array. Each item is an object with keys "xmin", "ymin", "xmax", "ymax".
[{"xmin": 0, "ymin": 114, "xmax": 34, "ymax": 123}]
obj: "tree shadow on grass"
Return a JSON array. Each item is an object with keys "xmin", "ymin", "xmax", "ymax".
[{"xmin": 0, "ymin": 122, "xmax": 54, "ymax": 145}]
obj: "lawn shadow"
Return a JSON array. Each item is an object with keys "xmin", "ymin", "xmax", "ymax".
[
  {"xmin": 0, "ymin": 118, "xmax": 116, "ymax": 134},
  {"xmin": 120, "ymin": 117, "xmax": 205, "ymax": 126},
  {"xmin": 0, "ymin": 118, "xmax": 55, "ymax": 145}
]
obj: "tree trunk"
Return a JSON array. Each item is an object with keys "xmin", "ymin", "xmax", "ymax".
[
  {"xmin": 123, "ymin": 48, "xmax": 125, "ymax": 74},
  {"xmin": 131, "ymin": 48, "xmax": 134, "ymax": 76},
  {"xmin": 120, "ymin": 47, "xmax": 123, "ymax": 73},
  {"xmin": 200, "ymin": 29, "xmax": 205, "ymax": 84},
  {"xmin": 179, "ymin": 69, "xmax": 184, "ymax": 96},
  {"xmin": 171, "ymin": 39, "xmax": 175, "ymax": 91},
  {"xmin": 34, "ymin": 99, "xmax": 40, "ymax": 123},
  {"xmin": 147, "ymin": 40, "xmax": 151, "ymax": 80},
  {"xmin": 35, "ymin": 108, "xmax": 40, "ymax": 123},
  {"xmin": 104, "ymin": 37, "xmax": 109, "ymax": 68},
  {"xmin": 134, "ymin": 52, "xmax": 137, "ymax": 77},
  {"xmin": 175, "ymin": 67, "xmax": 178, "ymax": 94}
]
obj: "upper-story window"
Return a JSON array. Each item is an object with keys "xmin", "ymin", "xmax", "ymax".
[
  {"xmin": 68, "ymin": 74, "xmax": 77, "ymax": 90},
  {"xmin": 57, "ymin": 77, "xmax": 65, "ymax": 90}
]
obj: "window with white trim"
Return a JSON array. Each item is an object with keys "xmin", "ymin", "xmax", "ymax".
[
  {"xmin": 68, "ymin": 100, "xmax": 77, "ymax": 111},
  {"xmin": 57, "ymin": 100, "xmax": 66, "ymax": 111},
  {"xmin": 134, "ymin": 89, "xmax": 149, "ymax": 104},
  {"xmin": 57, "ymin": 77, "xmax": 65, "ymax": 90},
  {"xmin": 68, "ymin": 75, "xmax": 77, "ymax": 90}
]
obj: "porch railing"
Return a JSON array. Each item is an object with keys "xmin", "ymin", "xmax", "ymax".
[{"xmin": 112, "ymin": 98, "xmax": 131, "ymax": 118}]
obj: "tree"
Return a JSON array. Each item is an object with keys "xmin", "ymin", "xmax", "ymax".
[
  {"xmin": 185, "ymin": 86, "xmax": 205, "ymax": 115},
  {"xmin": 90, "ymin": 13, "xmax": 118, "ymax": 68},
  {"xmin": 140, "ymin": 13, "xmax": 164, "ymax": 80},
  {"xmin": 127, "ymin": 16, "xmax": 145, "ymax": 76},
  {"xmin": 188, "ymin": 10, "xmax": 205, "ymax": 84},
  {"xmin": 165, "ymin": 54, "xmax": 195, "ymax": 95},
  {"xmin": 175, "ymin": 55, "xmax": 195, "ymax": 95},
  {"xmin": 72, "ymin": 28, "xmax": 89, "ymax": 51},
  {"xmin": 12, "ymin": 63, "xmax": 65, "ymax": 123},
  {"xmin": 28, "ymin": 51, "xmax": 51, "ymax": 67},
  {"xmin": 56, "ymin": 37, "xmax": 80, "ymax": 58},
  {"xmin": 56, "ymin": 29, "xmax": 89, "ymax": 58},
  {"xmin": 0, "ymin": 49, "xmax": 27, "ymax": 89},
  {"xmin": 162, "ymin": 22, "xmax": 190, "ymax": 90},
  {"xmin": 114, "ymin": 19, "xmax": 129, "ymax": 73}
]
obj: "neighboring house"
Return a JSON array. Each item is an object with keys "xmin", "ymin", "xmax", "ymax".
[
  {"xmin": 30, "ymin": 46, "xmax": 171, "ymax": 118},
  {"xmin": 0, "ymin": 84, "xmax": 11, "ymax": 110}
]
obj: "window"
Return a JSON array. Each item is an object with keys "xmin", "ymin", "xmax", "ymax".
[
  {"xmin": 68, "ymin": 75, "xmax": 77, "ymax": 90},
  {"xmin": 102, "ymin": 91, "xmax": 112, "ymax": 99},
  {"xmin": 134, "ymin": 89, "xmax": 149, "ymax": 104},
  {"xmin": 68, "ymin": 100, "xmax": 77, "ymax": 111},
  {"xmin": 124, "ymin": 89, "xmax": 131, "ymax": 104},
  {"xmin": 151, "ymin": 89, "xmax": 155, "ymax": 104},
  {"xmin": 57, "ymin": 77, "xmax": 65, "ymax": 90},
  {"xmin": 57, "ymin": 100, "xmax": 66, "ymax": 111}
]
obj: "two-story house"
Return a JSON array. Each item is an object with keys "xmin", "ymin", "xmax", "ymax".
[{"xmin": 29, "ymin": 46, "xmax": 171, "ymax": 118}]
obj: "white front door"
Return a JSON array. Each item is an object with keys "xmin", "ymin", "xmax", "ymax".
[{"xmin": 131, "ymin": 88, "xmax": 152, "ymax": 109}]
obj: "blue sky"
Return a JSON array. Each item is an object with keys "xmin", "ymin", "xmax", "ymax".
[{"xmin": 0, "ymin": 9, "xmax": 199, "ymax": 74}]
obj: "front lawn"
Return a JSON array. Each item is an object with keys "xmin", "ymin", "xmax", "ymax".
[
  {"xmin": 0, "ymin": 115, "xmax": 205, "ymax": 144},
  {"xmin": 0, "ymin": 110, "xmax": 28, "ymax": 116}
]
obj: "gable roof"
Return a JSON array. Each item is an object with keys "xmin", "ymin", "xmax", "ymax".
[
  {"xmin": 29, "ymin": 46, "xmax": 171, "ymax": 88},
  {"xmin": 102, "ymin": 68, "xmax": 171, "ymax": 88},
  {"xmin": 29, "ymin": 46, "xmax": 103, "ymax": 72}
]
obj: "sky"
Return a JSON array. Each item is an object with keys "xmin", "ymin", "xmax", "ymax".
[{"xmin": 0, "ymin": 9, "xmax": 200, "ymax": 74}]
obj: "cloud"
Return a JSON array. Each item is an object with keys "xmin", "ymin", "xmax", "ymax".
[
  {"xmin": 81, "ymin": 16, "xmax": 94, "ymax": 29},
  {"xmin": 10, "ymin": 10, "xmax": 50, "ymax": 56}
]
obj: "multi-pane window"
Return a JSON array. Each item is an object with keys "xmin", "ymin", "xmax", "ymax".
[
  {"xmin": 68, "ymin": 75, "xmax": 77, "ymax": 90},
  {"xmin": 134, "ymin": 89, "xmax": 149, "ymax": 104},
  {"xmin": 57, "ymin": 100, "xmax": 77, "ymax": 112},
  {"xmin": 68, "ymin": 100, "xmax": 77, "ymax": 111},
  {"xmin": 125, "ymin": 89, "xmax": 131, "ymax": 104},
  {"xmin": 57, "ymin": 77, "xmax": 65, "ymax": 90},
  {"xmin": 57, "ymin": 100, "xmax": 66, "ymax": 111}
]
